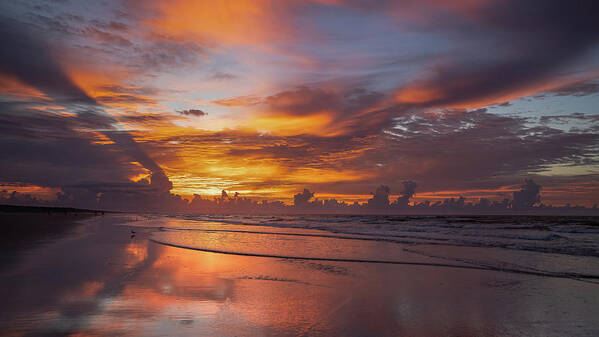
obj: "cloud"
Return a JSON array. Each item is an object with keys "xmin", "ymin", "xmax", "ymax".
[
  {"xmin": 512, "ymin": 179, "xmax": 542, "ymax": 209},
  {"xmin": 0, "ymin": 109, "xmax": 142, "ymax": 204},
  {"xmin": 212, "ymin": 96, "xmax": 263, "ymax": 107},
  {"xmin": 265, "ymin": 86, "xmax": 340, "ymax": 116},
  {"xmin": 0, "ymin": 18, "xmax": 96, "ymax": 104},
  {"xmin": 128, "ymin": 0, "xmax": 298, "ymax": 46},
  {"xmin": 367, "ymin": 185, "xmax": 391, "ymax": 209},
  {"xmin": 177, "ymin": 109, "xmax": 207, "ymax": 117},
  {"xmin": 150, "ymin": 105, "xmax": 598, "ymax": 202},
  {"xmin": 95, "ymin": 94, "xmax": 156, "ymax": 105},
  {"xmin": 83, "ymin": 27, "xmax": 133, "ymax": 46},
  {"xmin": 293, "ymin": 189, "xmax": 314, "ymax": 207},
  {"xmin": 254, "ymin": 86, "xmax": 388, "ymax": 136},
  {"xmin": 210, "ymin": 71, "xmax": 237, "ymax": 81},
  {"xmin": 357, "ymin": 108, "xmax": 599, "ymax": 193},
  {"xmin": 2, "ymin": 1, "xmax": 599, "ymax": 210},
  {"xmin": 0, "ymin": 18, "xmax": 180, "ymax": 209},
  {"xmin": 539, "ymin": 113, "xmax": 599, "ymax": 125},
  {"xmin": 118, "ymin": 114, "xmax": 173, "ymax": 124},
  {"xmin": 545, "ymin": 80, "xmax": 599, "ymax": 97},
  {"xmin": 392, "ymin": 0, "xmax": 599, "ymax": 108},
  {"xmin": 89, "ymin": 19, "xmax": 130, "ymax": 32},
  {"xmin": 393, "ymin": 181, "xmax": 418, "ymax": 208}
]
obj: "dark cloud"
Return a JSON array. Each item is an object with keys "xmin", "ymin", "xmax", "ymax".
[
  {"xmin": 177, "ymin": 109, "xmax": 206, "ymax": 117},
  {"xmin": 546, "ymin": 80, "xmax": 599, "ymax": 97},
  {"xmin": 95, "ymin": 93, "xmax": 156, "ymax": 104},
  {"xmin": 393, "ymin": 181, "xmax": 418, "ymax": 208},
  {"xmin": 26, "ymin": 13, "xmax": 75, "ymax": 35},
  {"xmin": 0, "ymin": 123, "xmax": 185, "ymax": 210},
  {"xmin": 106, "ymin": 131, "xmax": 172, "ymax": 192},
  {"xmin": 265, "ymin": 86, "xmax": 339, "ymax": 116},
  {"xmin": 0, "ymin": 18, "xmax": 95, "ymax": 104},
  {"xmin": 0, "ymin": 18, "xmax": 179, "ymax": 209},
  {"xmin": 83, "ymin": 27, "xmax": 133, "ymax": 46},
  {"xmin": 512, "ymin": 179, "xmax": 542, "ymax": 210},
  {"xmin": 293, "ymin": 189, "xmax": 314, "ymax": 208},
  {"xmin": 264, "ymin": 86, "xmax": 384, "ymax": 117},
  {"xmin": 98, "ymin": 85, "xmax": 161, "ymax": 96},
  {"xmin": 367, "ymin": 185, "xmax": 390, "ymax": 209},
  {"xmin": 393, "ymin": 0, "xmax": 599, "ymax": 108},
  {"xmin": 135, "ymin": 39, "xmax": 205, "ymax": 71},
  {"xmin": 260, "ymin": 86, "xmax": 390, "ymax": 136},
  {"xmin": 89, "ymin": 19, "xmax": 130, "ymax": 32},
  {"xmin": 117, "ymin": 114, "xmax": 171, "ymax": 124},
  {"xmin": 0, "ymin": 110, "xmax": 140, "ymax": 205},
  {"xmin": 539, "ymin": 113, "xmax": 599, "ymax": 124},
  {"xmin": 376, "ymin": 109, "xmax": 599, "ymax": 191}
]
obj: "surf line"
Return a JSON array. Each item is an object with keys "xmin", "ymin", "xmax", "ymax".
[
  {"xmin": 158, "ymin": 227, "xmax": 430, "ymax": 242},
  {"xmin": 149, "ymin": 238, "xmax": 599, "ymax": 282},
  {"xmin": 158, "ymin": 227, "xmax": 599, "ymax": 258}
]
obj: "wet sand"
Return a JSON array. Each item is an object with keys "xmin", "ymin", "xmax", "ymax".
[{"xmin": 1, "ymin": 213, "xmax": 598, "ymax": 337}]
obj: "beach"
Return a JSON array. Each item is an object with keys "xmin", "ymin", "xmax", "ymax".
[{"xmin": 1, "ymin": 212, "xmax": 599, "ymax": 337}]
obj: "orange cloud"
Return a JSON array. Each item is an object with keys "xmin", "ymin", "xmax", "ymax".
[
  {"xmin": 212, "ymin": 95, "xmax": 262, "ymax": 107},
  {"xmin": 395, "ymin": 74, "xmax": 598, "ymax": 109},
  {"xmin": 139, "ymin": 0, "xmax": 293, "ymax": 46},
  {"xmin": 246, "ymin": 113, "xmax": 338, "ymax": 136},
  {"xmin": 0, "ymin": 74, "xmax": 51, "ymax": 101},
  {"xmin": 120, "ymin": 118, "xmax": 376, "ymax": 200},
  {"xmin": 395, "ymin": 86, "xmax": 444, "ymax": 104}
]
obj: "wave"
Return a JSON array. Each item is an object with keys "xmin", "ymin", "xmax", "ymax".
[
  {"xmin": 549, "ymin": 225, "xmax": 599, "ymax": 234},
  {"xmin": 237, "ymin": 275, "xmax": 325, "ymax": 287},
  {"xmin": 150, "ymin": 237, "xmax": 599, "ymax": 284},
  {"xmin": 119, "ymin": 215, "xmax": 599, "ymax": 258},
  {"xmin": 160, "ymin": 226, "xmax": 566, "ymax": 244},
  {"xmin": 156, "ymin": 226, "xmax": 599, "ymax": 258}
]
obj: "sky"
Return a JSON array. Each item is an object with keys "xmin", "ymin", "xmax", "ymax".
[{"xmin": 1, "ymin": 0, "xmax": 598, "ymax": 210}]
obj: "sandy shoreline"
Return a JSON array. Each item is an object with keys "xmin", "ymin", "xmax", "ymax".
[{"xmin": 1, "ymin": 213, "xmax": 598, "ymax": 336}]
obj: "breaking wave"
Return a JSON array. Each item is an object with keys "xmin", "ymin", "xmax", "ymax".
[{"xmin": 124, "ymin": 214, "xmax": 599, "ymax": 283}]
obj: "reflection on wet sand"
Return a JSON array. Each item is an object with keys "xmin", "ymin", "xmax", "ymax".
[{"xmin": 1, "ymin": 214, "xmax": 598, "ymax": 336}]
